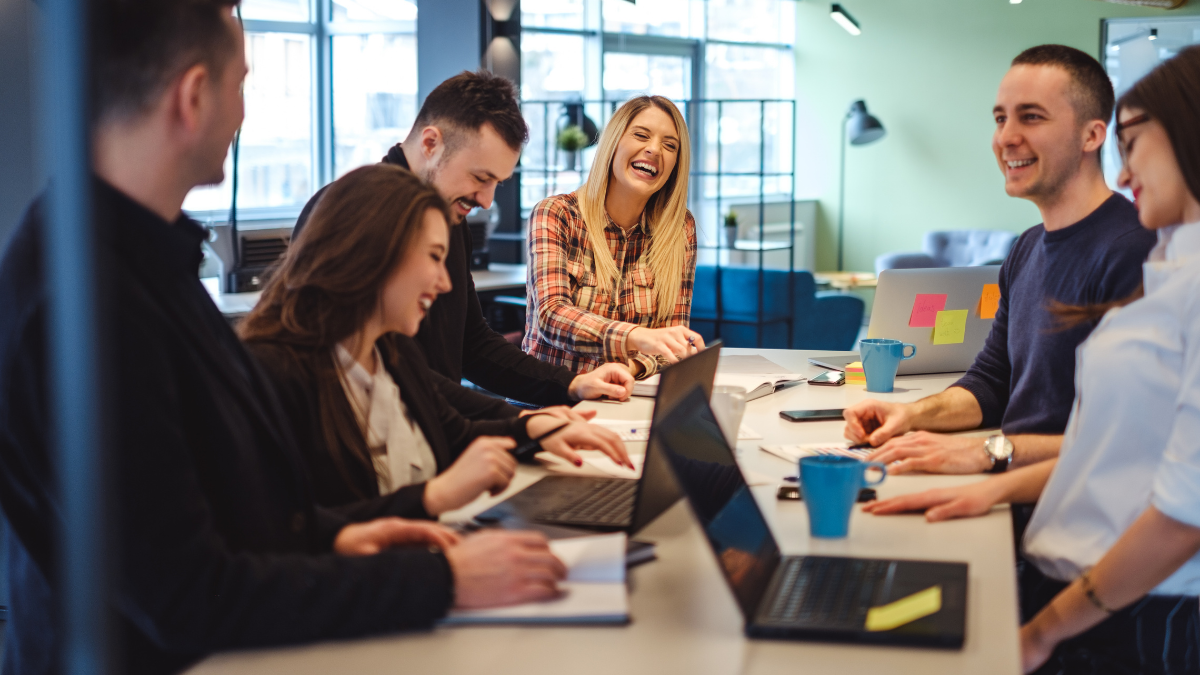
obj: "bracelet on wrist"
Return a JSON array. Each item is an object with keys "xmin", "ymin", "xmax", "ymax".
[{"xmin": 1079, "ymin": 570, "xmax": 1116, "ymax": 614}]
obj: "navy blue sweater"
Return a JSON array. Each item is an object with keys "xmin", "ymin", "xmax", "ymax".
[{"xmin": 954, "ymin": 194, "xmax": 1155, "ymax": 435}]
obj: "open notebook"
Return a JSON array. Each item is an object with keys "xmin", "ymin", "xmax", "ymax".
[
  {"xmin": 441, "ymin": 532, "xmax": 629, "ymax": 625},
  {"xmin": 633, "ymin": 372, "xmax": 804, "ymax": 401}
]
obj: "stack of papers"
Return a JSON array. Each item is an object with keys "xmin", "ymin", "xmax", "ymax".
[
  {"xmin": 632, "ymin": 373, "xmax": 804, "ymax": 401},
  {"xmin": 760, "ymin": 443, "xmax": 872, "ymax": 463},
  {"xmin": 442, "ymin": 533, "xmax": 629, "ymax": 625}
]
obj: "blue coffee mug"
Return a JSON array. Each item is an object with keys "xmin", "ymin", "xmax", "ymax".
[
  {"xmin": 860, "ymin": 338, "xmax": 917, "ymax": 393},
  {"xmin": 799, "ymin": 456, "xmax": 887, "ymax": 538}
]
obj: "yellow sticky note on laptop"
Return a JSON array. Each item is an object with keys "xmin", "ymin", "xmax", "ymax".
[
  {"xmin": 865, "ymin": 585, "xmax": 942, "ymax": 632},
  {"xmin": 977, "ymin": 284, "xmax": 1001, "ymax": 319},
  {"xmin": 932, "ymin": 309, "xmax": 968, "ymax": 345}
]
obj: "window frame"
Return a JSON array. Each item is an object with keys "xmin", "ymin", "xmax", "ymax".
[{"xmin": 184, "ymin": 1, "xmax": 418, "ymax": 223}]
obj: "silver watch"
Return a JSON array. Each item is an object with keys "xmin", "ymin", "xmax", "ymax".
[{"xmin": 984, "ymin": 434, "xmax": 1014, "ymax": 473}]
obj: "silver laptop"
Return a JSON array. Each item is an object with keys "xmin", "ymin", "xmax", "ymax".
[{"xmin": 867, "ymin": 267, "xmax": 1001, "ymax": 375}]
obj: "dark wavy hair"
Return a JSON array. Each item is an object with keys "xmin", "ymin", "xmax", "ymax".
[
  {"xmin": 1051, "ymin": 46, "xmax": 1200, "ymax": 328},
  {"xmin": 411, "ymin": 70, "xmax": 528, "ymax": 153},
  {"xmin": 239, "ymin": 164, "xmax": 451, "ymax": 493}
]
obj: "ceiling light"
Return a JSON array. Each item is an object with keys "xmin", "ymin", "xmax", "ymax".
[
  {"xmin": 830, "ymin": 4, "xmax": 861, "ymax": 36},
  {"xmin": 1010, "ymin": 0, "xmax": 1022, "ymax": 4}
]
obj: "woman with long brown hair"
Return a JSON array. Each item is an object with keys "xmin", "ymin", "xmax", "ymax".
[
  {"xmin": 524, "ymin": 95, "xmax": 704, "ymax": 379},
  {"xmin": 863, "ymin": 46, "xmax": 1200, "ymax": 673},
  {"xmin": 241, "ymin": 164, "xmax": 629, "ymax": 518}
]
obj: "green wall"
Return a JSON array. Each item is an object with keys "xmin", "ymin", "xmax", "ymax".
[{"xmin": 794, "ymin": 0, "xmax": 1200, "ymax": 274}]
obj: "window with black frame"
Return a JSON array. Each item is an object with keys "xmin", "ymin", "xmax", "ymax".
[
  {"xmin": 519, "ymin": 0, "xmax": 797, "ymax": 262},
  {"xmin": 183, "ymin": 0, "xmax": 419, "ymax": 221}
]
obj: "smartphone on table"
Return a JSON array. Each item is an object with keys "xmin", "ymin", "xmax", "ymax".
[
  {"xmin": 779, "ymin": 409, "xmax": 845, "ymax": 422},
  {"xmin": 809, "ymin": 370, "xmax": 845, "ymax": 386}
]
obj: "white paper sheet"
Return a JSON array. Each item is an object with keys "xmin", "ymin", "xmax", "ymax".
[{"xmin": 442, "ymin": 533, "xmax": 628, "ymax": 625}]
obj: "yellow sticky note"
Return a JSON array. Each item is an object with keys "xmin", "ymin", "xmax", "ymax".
[
  {"xmin": 978, "ymin": 284, "xmax": 1001, "ymax": 320},
  {"xmin": 865, "ymin": 585, "xmax": 942, "ymax": 632},
  {"xmin": 932, "ymin": 309, "xmax": 968, "ymax": 345}
]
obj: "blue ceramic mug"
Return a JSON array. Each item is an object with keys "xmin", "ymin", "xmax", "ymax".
[
  {"xmin": 799, "ymin": 456, "xmax": 887, "ymax": 538},
  {"xmin": 860, "ymin": 338, "xmax": 917, "ymax": 393}
]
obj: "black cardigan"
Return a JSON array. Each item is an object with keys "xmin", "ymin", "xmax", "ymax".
[
  {"xmin": 247, "ymin": 334, "xmax": 533, "ymax": 519},
  {"xmin": 0, "ymin": 181, "xmax": 454, "ymax": 675},
  {"xmin": 293, "ymin": 144, "xmax": 579, "ymax": 414}
]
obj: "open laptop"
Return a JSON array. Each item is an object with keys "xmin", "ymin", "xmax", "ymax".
[
  {"xmin": 654, "ymin": 387, "xmax": 968, "ymax": 647},
  {"xmin": 472, "ymin": 342, "xmax": 722, "ymax": 532},
  {"xmin": 865, "ymin": 266, "xmax": 1000, "ymax": 375}
]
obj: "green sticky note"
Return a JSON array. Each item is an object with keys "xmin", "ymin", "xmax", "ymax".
[
  {"xmin": 932, "ymin": 310, "xmax": 968, "ymax": 345},
  {"xmin": 865, "ymin": 585, "xmax": 942, "ymax": 632}
]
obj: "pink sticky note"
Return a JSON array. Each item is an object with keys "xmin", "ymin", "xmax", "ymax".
[{"xmin": 909, "ymin": 294, "xmax": 948, "ymax": 327}]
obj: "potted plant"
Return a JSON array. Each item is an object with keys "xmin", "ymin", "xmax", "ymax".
[
  {"xmin": 724, "ymin": 210, "xmax": 739, "ymax": 248},
  {"xmin": 557, "ymin": 124, "xmax": 588, "ymax": 172}
]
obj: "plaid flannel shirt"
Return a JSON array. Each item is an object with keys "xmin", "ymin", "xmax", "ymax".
[{"xmin": 522, "ymin": 192, "xmax": 697, "ymax": 378}]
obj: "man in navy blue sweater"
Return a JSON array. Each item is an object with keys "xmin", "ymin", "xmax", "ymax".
[{"xmin": 843, "ymin": 45, "xmax": 1156, "ymax": 475}]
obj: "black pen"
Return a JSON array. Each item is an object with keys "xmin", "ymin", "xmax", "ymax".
[{"xmin": 511, "ymin": 420, "xmax": 571, "ymax": 462}]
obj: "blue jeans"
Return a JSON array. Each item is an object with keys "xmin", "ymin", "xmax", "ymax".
[{"xmin": 1020, "ymin": 561, "xmax": 1200, "ymax": 675}]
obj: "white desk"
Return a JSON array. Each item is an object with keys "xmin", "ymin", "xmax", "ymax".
[
  {"xmin": 472, "ymin": 262, "xmax": 527, "ymax": 293},
  {"xmin": 213, "ymin": 264, "xmax": 530, "ymax": 320},
  {"xmin": 188, "ymin": 348, "xmax": 1019, "ymax": 675}
]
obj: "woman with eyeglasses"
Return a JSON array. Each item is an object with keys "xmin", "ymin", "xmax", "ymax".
[
  {"xmin": 523, "ymin": 96, "xmax": 704, "ymax": 379},
  {"xmin": 241, "ymin": 165, "xmax": 630, "ymax": 521},
  {"xmin": 862, "ymin": 46, "xmax": 1200, "ymax": 674}
]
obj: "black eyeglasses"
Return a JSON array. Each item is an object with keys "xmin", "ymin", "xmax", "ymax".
[{"xmin": 1116, "ymin": 113, "xmax": 1150, "ymax": 163}]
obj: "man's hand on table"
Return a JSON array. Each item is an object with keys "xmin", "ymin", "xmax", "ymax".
[
  {"xmin": 446, "ymin": 530, "xmax": 568, "ymax": 608},
  {"xmin": 843, "ymin": 399, "xmax": 915, "ymax": 446},
  {"xmin": 568, "ymin": 363, "xmax": 635, "ymax": 401},
  {"xmin": 864, "ymin": 432, "xmax": 990, "ymax": 475}
]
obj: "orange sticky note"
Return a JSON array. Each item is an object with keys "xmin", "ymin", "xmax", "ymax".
[
  {"xmin": 977, "ymin": 284, "xmax": 1000, "ymax": 319},
  {"xmin": 909, "ymin": 294, "xmax": 948, "ymax": 328}
]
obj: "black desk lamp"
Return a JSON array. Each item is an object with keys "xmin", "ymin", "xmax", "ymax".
[{"xmin": 837, "ymin": 99, "xmax": 886, "ymax": 271}]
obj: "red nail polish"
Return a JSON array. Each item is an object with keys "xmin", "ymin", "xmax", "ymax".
[{"xmin": 575, "ymin": 459, "xmax": 583, "ymax": 466}]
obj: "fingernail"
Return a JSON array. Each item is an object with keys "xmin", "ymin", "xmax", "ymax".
[{"xmin": 575, "ymin": 459, "xmax": 583, "ymax": 466}]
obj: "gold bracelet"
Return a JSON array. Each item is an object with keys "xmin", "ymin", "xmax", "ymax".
[{"xmin": 1079, "ymin": 570, "xmax": 1116, "ymax": 614}]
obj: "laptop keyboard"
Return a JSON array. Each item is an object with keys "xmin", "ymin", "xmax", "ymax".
[
  {"xmin": 537, "ymin": 479, "xmax": 638, "ymax": 526},
  {"xmin": 765, "ymin": 557, "xmax": 886, "ymax": 629}
]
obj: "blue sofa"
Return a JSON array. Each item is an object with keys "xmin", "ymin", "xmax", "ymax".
[
  {"xmin": 874, "ymin": 230, "xmax": 1018, "ymax": 275},
  {"xmin": 689, "ymin": 265, "xmax": 864, "ymax": 351}
]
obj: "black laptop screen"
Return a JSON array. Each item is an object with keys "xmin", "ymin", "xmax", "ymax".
[{"xmin": 651, "ymin": 387, "xmax": 781, "ymax": 620}]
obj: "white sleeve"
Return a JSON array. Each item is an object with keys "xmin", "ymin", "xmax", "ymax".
[{"xmin": 1152, "ymin": 277, "xmax": 1200, "ymax": 527}]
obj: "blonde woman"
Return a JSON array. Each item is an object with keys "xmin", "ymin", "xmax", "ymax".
[{"xmin": 523, "ymin": 96, "xmax": 704, "ymax": 379}]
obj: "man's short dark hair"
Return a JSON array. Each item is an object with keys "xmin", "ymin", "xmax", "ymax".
[
  {"xmin": 413, "ymin": 70, "xmax": 528, "ymax": 153},
  {"xmin": 93, "ymin": 0, "xmax": 241, "ymax": 122},
  {"xmin": 1012, "ymin": 44, "xmax": 1115, "ymax": 125}
]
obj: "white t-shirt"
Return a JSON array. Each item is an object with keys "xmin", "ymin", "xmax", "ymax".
[
  {"xmin": 335, "ymin": 344, "xmax": 438, "ymax": 494},
  {"xmin": 1024, "ymin": 221, "xmax": 1200, "ymax": 596}
]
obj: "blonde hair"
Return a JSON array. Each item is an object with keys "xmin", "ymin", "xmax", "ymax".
[{"xmin": 577, "ymin": 96, "xmax": 691, "ymax": 324}]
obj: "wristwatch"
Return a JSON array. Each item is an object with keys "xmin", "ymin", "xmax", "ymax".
[{"xmin": 984, "ymin": 434, "xmax": 1014, "ymax": 473}]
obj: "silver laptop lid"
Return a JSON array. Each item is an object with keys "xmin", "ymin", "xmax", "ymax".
[{"xmin": 868, "ymin": 267, "xmax": 1001, "ymax": 375}]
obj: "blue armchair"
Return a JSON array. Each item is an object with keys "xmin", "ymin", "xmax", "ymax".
[
  {"xmin": 874, "ymin": 230, "xmax": 1018, "ymax": 275},
  {"xmin": 690, "ymin": 266, "xmax": 864, "ymax": 350}
]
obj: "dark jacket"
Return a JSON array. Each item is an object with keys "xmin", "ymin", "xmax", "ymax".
[
  {"xmin": 0, "ymin": 180, "xmax": 454, "ymax": 675},
  {"xmin": 246, "ymin": 335, "xmax": 533, "ymax": 515},
  {"xmin": 294, "ymin": 145, "xmax": 578, "ymax": 415}
]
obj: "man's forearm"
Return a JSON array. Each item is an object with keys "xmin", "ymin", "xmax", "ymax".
[
  {"xmin": 994, "ymin": 458, "xmax": 1057, "ymax": 504},
  {"xmin": 907, "ymin": 387, "xmax": 984, "ymax": 432},
  {"xmin": 1009, "ymin": 434, "xmax": 1063, "ymax": 469}
]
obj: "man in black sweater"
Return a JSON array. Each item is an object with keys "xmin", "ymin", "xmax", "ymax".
[
  {"xmin": 0, "ymin": 3, "xmax": 564, "ymax": 672},
  {"xmin": 293, "ymin": 72, "xmax": 634, "ymax": 420},
  {"xmin": 844, "ymin": 45, "xmax": 1156, "ymax": 475}
]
